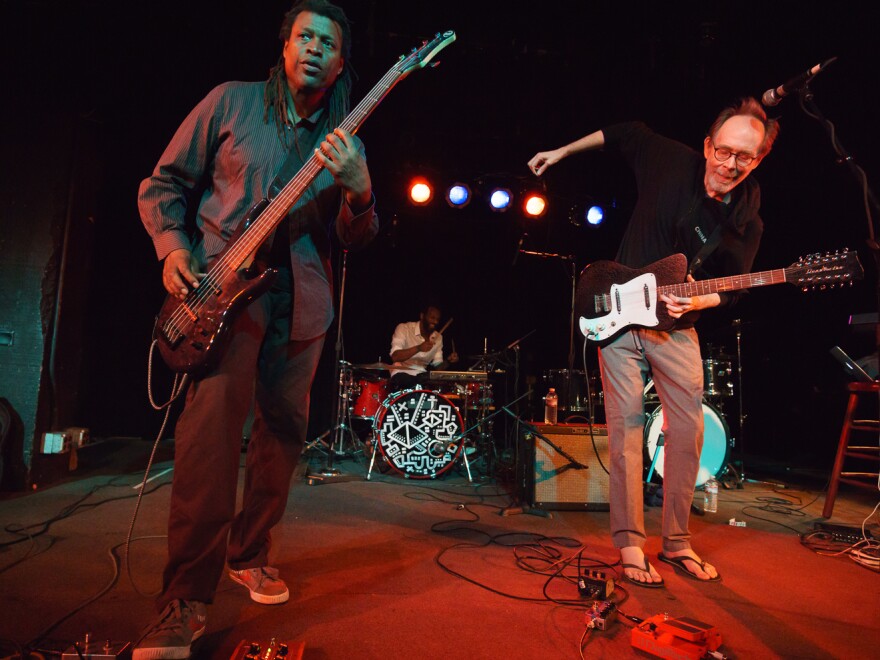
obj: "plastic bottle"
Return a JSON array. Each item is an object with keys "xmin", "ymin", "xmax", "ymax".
[
  {"xmin": 544, "ymin": 388, "xmax": 558, "ymax": 424},
  {"xmin": 703, "ymin": 476, "xmax": 719, "ymax": 513}
]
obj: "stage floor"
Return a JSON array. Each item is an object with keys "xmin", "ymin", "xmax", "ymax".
[{"xmin": 0, "ymin": 437, "xmax": 877, "ymax": 659}]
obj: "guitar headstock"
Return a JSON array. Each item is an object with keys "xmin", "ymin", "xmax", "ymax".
[
  {"xmin": 786, "ymin": 248, "xmax": 864, "ymax": 291},
  {"xmin": 395, "ymin": 31, "xmax": 457, "ymax": 77}
]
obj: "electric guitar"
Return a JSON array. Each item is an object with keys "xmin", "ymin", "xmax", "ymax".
[
  {"xmin": 576, "ymin": 249, "xmax": 864, "ymax": 343},
  {"xmin": 153, "ymin": 31, "xmax": 456, "ymax": 377}
]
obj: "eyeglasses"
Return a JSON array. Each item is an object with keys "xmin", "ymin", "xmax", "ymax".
[{"xmin": 711, "ymin": 142, "xmax": 757, "ymax": 168}]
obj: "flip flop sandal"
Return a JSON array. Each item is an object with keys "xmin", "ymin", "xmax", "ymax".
[
  {"xmin": 621, "ymin": 556, "xmax": 665, "ymax": 588},
  {"xmin": 658, "ymin": 552, "xmax": 722, "ymax": 582}
]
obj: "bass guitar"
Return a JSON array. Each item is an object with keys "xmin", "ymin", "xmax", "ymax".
[
  {"xmin": 153, "ymin": 31, "xmax": 456, "ymax": 377},
  {"xmin": 576, "ymin": 249, "xmax": 863, "ymax": 343}
]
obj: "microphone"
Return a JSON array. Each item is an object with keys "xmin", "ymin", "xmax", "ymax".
[
  {"xmin": 512, "ymin": 232, "xmax": 526, "ymax": 266},
  {"xmin": 761, "ymin": 57, "xmax": 837, "ymax": 107}
]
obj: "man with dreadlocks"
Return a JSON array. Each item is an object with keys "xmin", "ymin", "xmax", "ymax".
[{"xmin": 135, "ymin": 1, "xmax": 377, "ymax": 657}]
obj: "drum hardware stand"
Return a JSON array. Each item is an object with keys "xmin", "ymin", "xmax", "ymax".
[
  {"xmin": 306, "ymin": 250, "xmax": 362, "ymax": 486},
  {"xmin": 716, "ymin": 320, "xmax": 777, "ymax": 489}
]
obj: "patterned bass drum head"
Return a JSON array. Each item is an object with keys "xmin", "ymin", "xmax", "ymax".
[{"xmin": 373, "ymin": 389, "xmax": 464, "ymax": 478}]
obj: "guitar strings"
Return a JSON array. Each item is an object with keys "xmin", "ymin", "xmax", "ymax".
[{"xmin": 162, "ymin": 44, "xmax": 427, "ymax": 338}]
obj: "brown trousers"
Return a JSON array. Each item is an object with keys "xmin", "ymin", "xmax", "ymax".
[{"xmin": 159, "ymin": 271, "xmax": 325, "ymax": 608}]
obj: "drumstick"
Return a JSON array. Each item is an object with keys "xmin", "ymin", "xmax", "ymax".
[{"xmin": 437, "ymin": 318, "xmax": 453, "ymax": 335}]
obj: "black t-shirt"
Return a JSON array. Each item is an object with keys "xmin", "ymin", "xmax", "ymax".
[{"xmin": 602, "ymin": 121, "xmax": 764, "ymax": 320}]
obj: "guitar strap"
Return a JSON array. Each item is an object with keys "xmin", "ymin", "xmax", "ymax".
[
  {"xmin": 687, "ymin": 223, "xmax": 723, "ymax": 276},
  {"xmin": 262, "ymin": 111, "xmax": 329, "ymax": 264},
  {"xmin": 268, "ymin": 111, "xmax": 328, "ymax": 200}
]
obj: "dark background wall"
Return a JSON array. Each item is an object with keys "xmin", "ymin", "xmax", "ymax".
[{"xmin": 1, "ymin": 1, "xmax": 877, "ymax": 484}]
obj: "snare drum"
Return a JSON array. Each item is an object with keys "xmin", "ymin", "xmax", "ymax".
[
  {"xmin": 373, "ymin": 389, "xmax": 464, "ymax": 478},
  {"xmin": 644, "ymin": 401, "xmax": 730, "ymax": 487},
  {"xmin": 351, "ymin": 378, "xmax": 391, "ymax": 419}
]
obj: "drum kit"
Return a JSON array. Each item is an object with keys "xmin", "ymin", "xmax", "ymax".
[
  {"xmin": 539, "ymin": 343, "xmax": 739, "ymax": 488},
  {"xmin": 642, "ymin": 344, "xmax": 738, "ymax": 487},
  {"xmin": 338, "ymin": 361, "xmax": 497, "ymax": 480}
]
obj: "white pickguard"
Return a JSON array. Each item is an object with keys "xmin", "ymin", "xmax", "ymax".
[{"xmin": 578, "ymin": 273, "xmax": 659, "ymax": 341}]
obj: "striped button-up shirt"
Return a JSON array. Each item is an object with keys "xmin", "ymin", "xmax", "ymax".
[{"xmin": 138, "ymin": 81, "xmax": 379, "ymax": 340}]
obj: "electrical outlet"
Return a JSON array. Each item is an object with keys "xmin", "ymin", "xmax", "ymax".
[{"xmin": 41, "ymin": 432, "xmax": 71, "ymax": 454}]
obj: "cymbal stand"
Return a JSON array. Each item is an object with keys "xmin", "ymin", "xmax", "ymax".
[
  {"xmin": 730, "ymin": 321, "xmax": 746, "ymax": 488},
  {"xmin": 306, "ymin": 250, "xmax": 361, "ymax": 485},
  {"xmin": 724, "ymin": 320, "xmax": 785, "ymax": 489}
]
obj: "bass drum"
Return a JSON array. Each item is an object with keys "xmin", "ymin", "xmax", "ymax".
[
  {"xmin": 644, "ymin": 401, "xmax": 730, "ymax": 487},
  {"xmin": 373, "ymin": 389, "xmax": 464, "ymax": 479}
]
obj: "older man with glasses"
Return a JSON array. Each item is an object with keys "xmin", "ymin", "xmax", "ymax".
[{"xmin": 528, "ymin": 98, "xmax": 779, "ymax": 588}]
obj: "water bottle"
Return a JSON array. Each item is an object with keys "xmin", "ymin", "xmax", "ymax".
[
  {"xmin": 544, "ymin": 388, "xmax": 558, "ymax": 424},
  {"xmin": 703, "ymin": 476, "xmax": 719, "ymax": 513}
]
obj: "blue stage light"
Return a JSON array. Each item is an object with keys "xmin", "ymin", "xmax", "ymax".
[
  {"xmin": 446, "ymin": 183, "xmax": 471, "ymax": 208},
  {"xmin": 489, "ymin": 188, "xmax": 512, "ymax": 211},
  {"xmin": 586, "ymin": 205, "xmax": 605, "ymax": 226}
]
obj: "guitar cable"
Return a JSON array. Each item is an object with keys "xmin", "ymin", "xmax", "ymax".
[{"xmin": 120, "ymin": 340, "xmax": 191, "ymax": 596}]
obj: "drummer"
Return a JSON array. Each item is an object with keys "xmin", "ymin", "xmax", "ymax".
[{"xmin": 388, "ymin": 303, "xmax": 458, "ymax": 390}]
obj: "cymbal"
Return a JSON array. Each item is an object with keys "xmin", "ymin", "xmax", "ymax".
[
  {"xmin": 466, "ymin": 351, "xmax": 503, "ymax": 360},
  {"xmin": 352, "ymin": 362, "xmax": 392, "ymax": 371}
]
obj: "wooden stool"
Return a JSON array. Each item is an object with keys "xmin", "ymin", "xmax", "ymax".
[{"xmin": 822, "ymin": 381, "xmax": 880, "ymax": 518}]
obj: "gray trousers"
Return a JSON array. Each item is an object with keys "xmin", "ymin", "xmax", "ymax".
[{"xmin": 598, "ymin": 327, "xmax": 703, "ymax": 552}]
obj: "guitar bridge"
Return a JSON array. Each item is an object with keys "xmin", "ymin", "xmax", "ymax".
[
  {"xmin": 159, "ymin": 320, "xmax": 185, "ymax": 349},
  {"xmin": 594, "ymin": 293, "xmax": 611, "ymax": 314}
]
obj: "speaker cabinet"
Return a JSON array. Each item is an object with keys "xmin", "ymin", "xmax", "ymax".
[{"xmin": 526, "ymin": 423, "xmax": 610, "ymax": 511}]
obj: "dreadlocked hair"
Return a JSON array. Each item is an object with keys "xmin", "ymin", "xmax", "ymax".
[{"xmin": 263, "ymin": 0, "xmax": 355, "ymax": 149}]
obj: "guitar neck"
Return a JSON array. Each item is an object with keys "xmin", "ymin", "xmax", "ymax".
[
  {"xmin": 220, "ymin": 64, "xmax": 404, "ymax": 271},
  {"xmin": 660, "ymin": 268, "xmax": 791, "ymax": 297}
]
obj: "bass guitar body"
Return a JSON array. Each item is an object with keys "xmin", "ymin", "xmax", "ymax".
[{"xmin": 153, "ymin": 201, "xmax": 278, "ymax": 378}]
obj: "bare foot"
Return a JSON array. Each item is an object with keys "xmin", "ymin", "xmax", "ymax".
[
  {"xmin": 662, "ymin": 549, "xmax": 719, "ymax": 580},
  {"xmin": 620, "ymin": 546, "xmax": 663, "ymax": 585}
]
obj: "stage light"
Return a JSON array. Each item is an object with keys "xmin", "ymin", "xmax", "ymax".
[
  {"xmin": 445, "ymin": 182, "xmax": 471, "ymax": 208},
  {"xmin": 586, "ymin": 205, "xmax": 605, "ymax": 226},
  {"xmin": 489, "ymin": 187, "xmax": 512, "ymax": 212},
  {"xmin": 522, "ymin": 192, "xmax": 547, "ymax": 218},
  {"xmin": 408, "ymin": 178, "xmax": 433, "ymax": 205}
]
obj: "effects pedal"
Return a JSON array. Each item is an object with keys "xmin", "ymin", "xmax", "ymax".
[
  {"xmin": 229, "ymin": 638, "xmax": 305, "ymax": 660},
  {"xmin": 584, "ymin": 600, "xmax": 617, "ymax": 631},
  {"xmin": 61, "ymin": 636, "xmax": 131, "ymax": 659},
  {"xmin": 631, "ymin": 614, "xmax": 723, "ymax": 660},
  {"xmin": 578, "ymin": 569, "xmax": 615, "ymax": 600}
]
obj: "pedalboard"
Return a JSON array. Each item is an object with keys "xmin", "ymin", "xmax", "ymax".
[
  {"xmin": 631, "ymin": 614, "xmax": 723, "ymax": 660},
  {"xmin": 578, "ymin": 569, "xmax": 615, "ymax": 600}
]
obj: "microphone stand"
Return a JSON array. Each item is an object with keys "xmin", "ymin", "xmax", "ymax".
[
  {"xmin": 520, "ymin": 249, "xmax": 578, "ymax": 412},
  {"xmin": 796, "ymin": 79, "xmax": 880, "ymax": 382},
  {"xmin": 306, "ymin": 249, "xmax": 361, "ymax": 486}
]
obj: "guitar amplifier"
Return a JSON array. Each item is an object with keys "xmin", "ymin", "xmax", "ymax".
[{"xmin": 523, "ymin": 423, "xmax": 611, "ymax": 511}]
